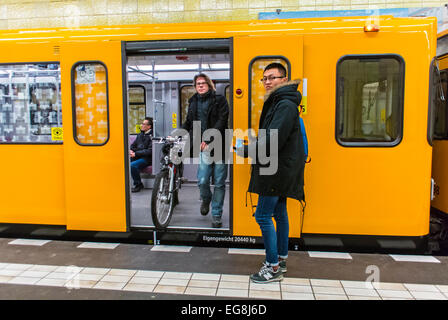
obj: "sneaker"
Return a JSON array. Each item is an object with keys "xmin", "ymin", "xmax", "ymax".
[
  {"xmin": 250, "ymin": 263, "xmax": 283, "ymax": 283},
  {"xmin": 279, "ymin": 260, "xmax": 287, "ymax": 273},
  {"xmin": 131, "ymin": 183, "xmax": 144, "ymax": 193},
  {"xmin": 200, "ymin": 201, "xmax": 210, "ymax": 216},
  {"xmin": 212, "ymin": 216, "xmax": 222, "ymax": 228}
]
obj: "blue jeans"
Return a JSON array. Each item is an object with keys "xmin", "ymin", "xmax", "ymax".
[
  {"xmin": 130, "ymin": 158, "xmax": 149, "ymax": 186},
  {"xmin": 197, "ymin": 151, "xmax": 227, "ymax": 218},
  {"xmin": 254, "ymin": 196, "xmax": 289, "ymax": 267}
]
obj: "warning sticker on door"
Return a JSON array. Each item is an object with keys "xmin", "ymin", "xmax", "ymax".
[{"xmin": 51, "ymin": 127, "xmax": 63, "ymax": 141}]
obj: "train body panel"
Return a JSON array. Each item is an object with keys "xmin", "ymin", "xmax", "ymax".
[{"xmin": 0, "ymin": 16, "xmax": 438, "ymax": 248}]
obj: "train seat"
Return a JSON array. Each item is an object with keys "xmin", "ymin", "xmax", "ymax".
[{"xmin": 129, "ymin": 135, "xmax": 154, "ymax": 188}]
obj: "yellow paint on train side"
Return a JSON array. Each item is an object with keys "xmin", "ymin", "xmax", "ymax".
[{"xmin": 0, "ymin": 16, "xmax": 437, "ymax": 237}]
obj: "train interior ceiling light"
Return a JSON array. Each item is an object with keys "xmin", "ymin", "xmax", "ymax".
[{"xmin": 127, "ymin": 54, "xmax": 230, "ymax": 82}]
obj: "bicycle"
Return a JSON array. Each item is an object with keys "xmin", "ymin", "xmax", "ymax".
[{"xmin": 150, "ymin": 136, "xmax": 186, "ymax": 229}]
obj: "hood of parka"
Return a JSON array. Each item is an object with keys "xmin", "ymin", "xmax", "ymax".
[{"xmin": 263, "ymin": 79, "xmax": 302, "ymax": 105}]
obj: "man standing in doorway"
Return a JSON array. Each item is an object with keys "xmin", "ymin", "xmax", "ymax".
[
  {"xmin": 130, "ymin": 117, "xmax": 153, "ymax": 193},
  {"xmin": 181, "ymin": 73, "xmax": 229, "ymax": 228},
  {"xmin": 236, "ymin": 63, "xmax": 306, "ymax": 283}
]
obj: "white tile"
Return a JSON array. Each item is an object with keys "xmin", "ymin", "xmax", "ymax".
[
  {"xmin": 228, "ymin": 248, "xmax": 265, "ymax": 255},
  {"xmin": 185, "ymin": 287, "xmax": 217, "ymax": 296},
  {"xmin": 8, "ymin": 239, "xmax": 51, "ymax": 246},
  {"xmin": 389, "ymin": 254, "xmax": 440, "ymax": 263},
  {"xmin": 250, "ymin": 281, "xmax": 281, "ymax": 292},
  {"xmin": 377, "ymin": 289, "xmax": 413, "ymax": 299},
  {"xmin": 123, "ymin": 283, "xmax": 155, "ymax": 293},
  {"xmin": 107, "ymin": 269, "xmax": 137, "ymax": 277},
  {"xmin": 0, "ymin": 263, "xmax": 9, "ymax": 269},
  {"xmin": 344, "ymin": 287, "xmax": 379, "ymax": 297},
  {"xmin": 66, "ymin": 279, "xmax": 97, "ymax": 289},
  {"xmin": 0, "ymin": 275, "xmax": 13, "ymax": 283},
  {"xmin": 373, "ymin": 282, "xmax": 407, "ymax": 291},
  {"xmin": 216, "ymin": 288, "xmax": 248, "ymax": 298},
  {"xmin": 308, "ymin": 251, "xmax": 352, "ymax": 259},
  {"xmin": 101, "ymin": 275, "xmax": 132, "ymax": 283},
  {"xmin": 341, "ymin": 280, "xmax": 374, "ymax": 289},
  {"xmin": 188, "ymin": 280, "xmax": 219, "ymax": 288},
  {"xmin": 129, "ymin": 276, "xmax": 160, "ymax": 285},
  {"xmin": 77, "ymin": 273, "xmax": 104, "ymax": 281},
  {"xmin": 151, "ymin": 245, "xmax": 192, "ymax": 253},
  {"xmin": 310, "ymin": 279, "xmax": 342, "ymax": 287},
  {"xmin": 45, "ymin": 272, "xmax": 77, "ymax": 280},
  {"xmin": 77, "ymin": 242, "xmax": 120, "ymax": 249},
  {"xmin": 4, "ymin": 263, "xmax": 34, "ymax": 271},
  {"xmin": 20, "ymin": 270, "xmax": 50, "ymax": 278},
  {"xmin": 191, "ymin": 273, "xmax": 221, "ymax": 281},
  {"xmin": 135, "ymin": 270, "xmax": 164, "ymax": 278},
  {"xmin": 28, "ymin": 265, "xmax": 59, "ymax": 272},
  {"xmin": 410, "ymin": 291, "xmax": 447, "ymax": 300},
  {"xmin": 219, "ymin": 281, "xmax": 249, "ymax": 290},
  {"xmin": 404, "ymin": 283, "xmax": 440, "ymax": 292},
  {"xmin": 81, "ymin": 267, "xmax": 111, "ymax": 275},
  {"xmin": 348, "ymin": 295, "xmax": 381, "ymax": 300},
  {"xmin": 282, "ymin": 278, "xmax": 310, "ymax": 286},
  {"xmin": 312, "ymin": 286, "xmax": 346, "ymax": 295},
  {"xmin": 9, "ymin": 276, "xmax": 40, "ymax": 285},
  {"xmin": 162, "ymin": 272, "xmax": 192, "ymax": 280},
  {"xmin": 158, "ymin": 278, "xmax": 189, "ymax": 286},
  {"xmin": 93, "ymin": 281, "xmax": 126, "ymax": 290},
  {"xmin": 154, "ymin": 285, "xmax": 186, "ymax": 294},
  {"xmin": 221, "ymin": 274, "xmax": 249, "ymax": 282},
  {"xmin": 282, "ymin": 292, "xmax": 315, "ymax": 300},
  {"xmin": 437, "ymin": 285, "xmax": 448, "ymax": 293},
  {"xmin": 249, "ymin": 290, "xmax": 281, "ymax": 299},
  {"xmin": 281, "ymin": 284, "xmax": 313, "ymax": 293},
  {"xmin": 54, "ymin": 266, "xmax": 83, "ymax": 273},
  {"xmin": 315, "ymin": 294, "xmax": 348, "ymax": 300},
  {"xmin": 0, "ymin": 269, "xmax": 23, "ymax": 277},
  {"xmin": 36, "ymin": 278, "xmax": 67, "ymax": 287}
]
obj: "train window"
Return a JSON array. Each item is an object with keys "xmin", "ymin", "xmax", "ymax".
[
  {"xmin": 249, "ymin": 57, "xmax": 290, "ymax": 132},
  {"xmin": 0, "ymin": 63, "xmax": 61, "ymax": 144},
  {"xmin": 431, "ymin": 64, "xmax": 448, "ymax": 141},
  {"xmin": 336, "ymin": 55, "xmax": 404, "ymax": 146},
  {"xmin": 180, "ymin": 85, "xmax": 195, "ymax": 125},
  {"xmin": 72, "ymin": 62, "xmax": 109, "ymax": 145},
  {"xmin": 128, "ymin": 85, "xmax": 146, "ymax": 134}
]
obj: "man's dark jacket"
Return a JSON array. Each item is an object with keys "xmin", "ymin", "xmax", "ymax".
[
  {"xmin": 182, "ymin": 90, "xmax": 229, "ymax": 160},
  {"xmin": 130, "ymin": 129, "xmax": 153, "ymax": 164},
  {"xmin": 245, "ymin": 80, "xmax": 305, "ymax": 201}
]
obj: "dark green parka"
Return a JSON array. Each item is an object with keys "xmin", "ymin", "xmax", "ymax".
[{"xmin": 243, "ymin": 80, "xmax": 306, "ymax": 201}]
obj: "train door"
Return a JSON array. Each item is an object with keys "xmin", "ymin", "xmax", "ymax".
[
  {"xmin": 431, "ymin": 54, "xmax": 448, "ymax": 217},
  {"xmin": 232, "ymin": 36, "xmax": 304, "ymax": 238},
  {"xmin": 60, "ymin": 41, "xmax": 127, "ymax": 231},
  {"xmin": 125, "ymin": 39, "xmax": 231, "ymax": 231}
]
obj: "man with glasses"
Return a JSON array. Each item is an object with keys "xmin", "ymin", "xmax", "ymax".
[
  {"xmin": 130, "ymin": 117, "xmax": 153, "ymax": 193},
  {"xmin": 179, "ymin": 73, "xmax": 229, "ymax": 228},
  {"xmin": 236, "ymin": 63, "xmax": 306, "ymax": 283}
]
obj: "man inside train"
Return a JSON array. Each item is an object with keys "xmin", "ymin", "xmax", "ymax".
[
  {"xmin": 130, "ymin": 117, "xmax": 153, "ymax": 193},
  {"xmin": 176, "ymin": 73, "xmax": 230, "ymax": 228}
]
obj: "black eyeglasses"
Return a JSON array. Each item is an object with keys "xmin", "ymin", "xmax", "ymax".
[{"xmin": 260, "ymin": 76, "xmax": 285, "ymax": 83}]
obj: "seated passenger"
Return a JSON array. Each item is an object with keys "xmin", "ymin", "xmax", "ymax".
[{"xmin": 130, "ymin": 117, "xmax": 153, "ymax": 192}]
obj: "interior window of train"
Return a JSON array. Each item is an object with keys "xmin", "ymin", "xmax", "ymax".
[
  {"xmin": 249, "ymin": 57, "xmax": 290, "ymax": 132},
  {"xmin": 431, "ymin": 66, "xmax": 448, "ymax": 140},
  {"xmin": 72, "ymin": 62, "xmax": 109, "ymax": 145},
  {"xmin": 336, "ymin": 55, "xmax": 405, "ymax": 146},
  {"xmin": 128, "ymin": 85, "xmax": 146, "ymax": 134},
  {"xmin": 0, "ymin": 63, "xmax": 61, "ymax": 144},
  {"xmin": 180, "ymin": 85, "xmax": 195, "ymax": 125}
]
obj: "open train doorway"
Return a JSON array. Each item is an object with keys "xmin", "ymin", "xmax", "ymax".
[{"xmin": 124, "ymin": 39, "xmax": 232, "ymax": 232}]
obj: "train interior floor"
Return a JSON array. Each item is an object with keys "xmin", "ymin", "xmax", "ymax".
[{"xmin": 131, "ymin": 183, "xmax": 230, "ymax": 229}]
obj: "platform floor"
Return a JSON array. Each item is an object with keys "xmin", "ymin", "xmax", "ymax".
[{"xmin": 0, "ymin": 237, "xmax": 447, "ymax": 300}]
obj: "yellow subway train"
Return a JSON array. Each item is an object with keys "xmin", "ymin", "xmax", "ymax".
[{"xmin": 0, "ymin": 15, "xmax": 440, "ymax": 252}]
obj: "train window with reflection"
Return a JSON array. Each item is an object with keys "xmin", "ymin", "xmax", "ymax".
[
  {"xmin": 249, "ymin": 57, "xmax": 290, "ymax": 132},
  {"xmin": 336, "ymin": 56, "xmax": 404, "ymax": 146},
  {"xmin": 72, "ymin": 62, "xmax": 109, "ymax": 145},
  {"xmin": 128, "ymin": 85, "xmax": 146, "ymax": 134},
  {"xmin": 180, "ymin": 85, "xmax": 195, "ymax": 125},
  {"xmin": 0, "ymin": 63, "xmax": 62, "ymax": 144},
  {"xmin": 432, "ymin": 68, "xmax": 448, "ymax": 140}
]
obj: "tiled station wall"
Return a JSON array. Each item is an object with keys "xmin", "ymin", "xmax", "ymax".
[{"xmin": 0, "ymin": 0, "xmax": 445, "ymax": 30}]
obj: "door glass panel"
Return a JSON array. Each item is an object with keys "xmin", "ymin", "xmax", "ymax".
[
  {"xmin": 128, "ymin": 85, "xmax": 146, "ymax": 134},
  {"xmin": 73, "ymin": 62, "xmax": 109, "ymax": 145},
  {"xmin": 249, "ymin": 57, "xmax": 290, "ymax": 132}
]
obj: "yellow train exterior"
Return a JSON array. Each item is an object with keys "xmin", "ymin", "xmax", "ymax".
[{"xmin": 0, "ymin": 16, "xmax": 437, "ymax": 249}]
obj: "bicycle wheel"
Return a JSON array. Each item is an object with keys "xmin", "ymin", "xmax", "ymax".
[{"xmin": 151, "ymin": 170, "xmax": 174, "ymax": 229}]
